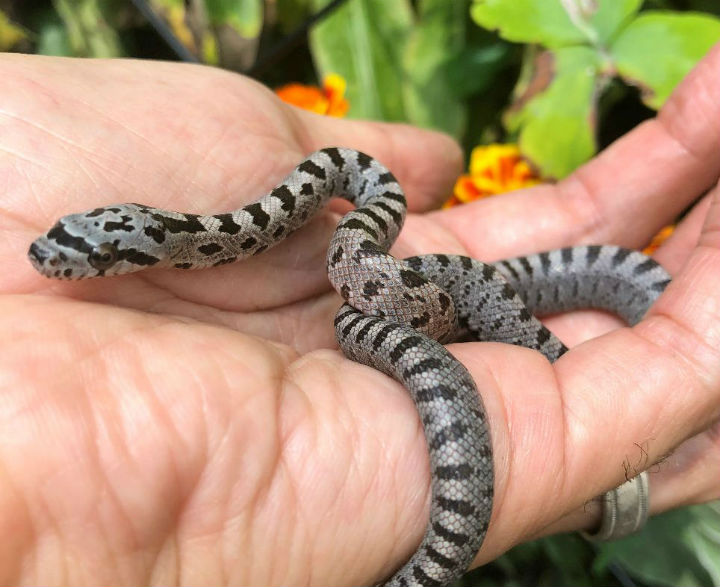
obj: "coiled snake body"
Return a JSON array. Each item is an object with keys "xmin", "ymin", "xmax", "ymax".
[{"xmin": 29, "ymin": 148, "xmax": 671, "ymax": 586}]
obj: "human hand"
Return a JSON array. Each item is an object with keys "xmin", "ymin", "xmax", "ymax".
[{"xmin": 1, "ymin": 45, "xmax": 719, "ymax": 585}]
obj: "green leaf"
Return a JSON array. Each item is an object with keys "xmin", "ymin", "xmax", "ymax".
[
  {"xmin": 402, "ymin": 0, "xmax": 469, "ymax": 137},
  {"xmin": 594, "ymin": 502, "xmax": 720, "ymax": 587},
  {"xmin": 206, "ymin": 0, "xmax": 263, "ymax": 38},
  {"xmin": 587, "ymin": 0, "xmax": 643, "ymax": 44},
  {"xmin": 0, "ymin": 10, "xmax": 27, "ymax": 50},
  {"xmin": 506, "ymin": 45, "xmax": 600, "ymax": 178},
  {"xmin": 471, "ymin": 0, "xmax": 585, "ymax": 47},
  {"xmin": 470, "ymin": 0, "xmax": 644, "ymax": 49},
  {"xmin": 310, "ymin": 0, "xmax": 413, "ymax": 122},
  {"xmin": 611, "ymin": 11, "xmax": 720, "ymax": 109}
]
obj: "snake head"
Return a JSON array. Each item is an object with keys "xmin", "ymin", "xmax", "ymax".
[{"xmin": 28, "ymin": 203, "xmax": 168, "ymax": 279}]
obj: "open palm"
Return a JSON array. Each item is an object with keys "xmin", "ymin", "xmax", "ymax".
[{"xmin": 1, "ymin": 49, "xmax": 719, "ymax": 585}]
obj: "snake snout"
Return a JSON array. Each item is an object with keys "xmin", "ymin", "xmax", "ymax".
[
  {"xmin": 28, "ymin": 238, "xmax": 72, "ymax": 278},
  {"xmin": 28, "ymin": 241, "xmax": 50, "ymax": 266},
  {"xmin": 28, "ymin": 240, "xmax": 57, "ymax": 274}
]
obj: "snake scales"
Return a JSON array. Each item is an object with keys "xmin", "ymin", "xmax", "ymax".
[{"xmin": 28, "ymin": 147, "xmax": 671, "ymax": 586}]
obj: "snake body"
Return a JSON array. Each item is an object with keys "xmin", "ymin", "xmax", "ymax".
[{"xmin": 28, "ymin": 148, "xmax": 671, "ymax": 586}]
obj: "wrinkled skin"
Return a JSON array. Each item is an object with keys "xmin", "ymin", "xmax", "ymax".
[{"xmin": 1, "ymin": 47, "xmax": 720, "ymax": 585}]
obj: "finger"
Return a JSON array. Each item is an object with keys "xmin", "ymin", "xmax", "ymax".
[
  {"xmin": 525, "ymin": 192, "xmax": 714, "ymax": 347},
  {"xmin": 649, "ymin": 422, "xmax": 720, "ymax": 508},
  {"xmin": 543, "ymin": 422, "xmax": 720, "ymax": 536},
  {"xmin": 432, "ymin": 41, "xmax": 720, "ymax": 260},
  {"xmin": 556, "ymin": 184, "xmax": 720, "ymax": 520}
]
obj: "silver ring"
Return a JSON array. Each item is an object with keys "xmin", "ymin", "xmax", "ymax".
[{"xmin": 581, "ymin": 471, "xmax": 649, "ymax": 541}]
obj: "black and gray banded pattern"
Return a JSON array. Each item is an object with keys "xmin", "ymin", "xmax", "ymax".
[{"xmin": 28, "ymin": 148, "xmax": 671, "ymax": 587}]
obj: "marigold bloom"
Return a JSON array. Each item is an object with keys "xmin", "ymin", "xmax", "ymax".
[
  {"xmin": 445, "ymin": 144, "xmax": 541, "ymax": 208},
  {"xmin": 643, "ymin": 225, "xmax": 675, "ymax": 255},
  {"xmin": 275, "ymin": 73, "xmax": 349, "ymax": 117}
]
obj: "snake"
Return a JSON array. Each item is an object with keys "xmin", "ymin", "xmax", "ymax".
[{"xmin": 28, "ymin": 147, "xmax": 671, "ymax": 586}]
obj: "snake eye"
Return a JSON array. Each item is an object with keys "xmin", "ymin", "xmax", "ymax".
[{"xmin": 88, "ymin": 242, "xmax": 119, "ymax": 270}]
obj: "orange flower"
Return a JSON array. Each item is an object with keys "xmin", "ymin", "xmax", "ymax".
[
  {"xmin": 275, "ymin": 73, "xmax": 349, "ymax": 117},
  {"xmin": 643, "ymin": 225, "xmax": 675, "ymax": 255},
  {"xmin": 445, "ymin": 144, "xmax": 541, "ymax": 208}
]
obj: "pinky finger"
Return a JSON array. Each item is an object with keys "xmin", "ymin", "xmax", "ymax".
[
  {"xmin": 542, "ymin": 422, "xmax": 720, "ymax": 536},
  {"xmin": 650, "ymin": 422, "xmax": 720, "ymax": 510}
]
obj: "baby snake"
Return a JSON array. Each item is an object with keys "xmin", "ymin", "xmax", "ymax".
[{"xmin": 28, "ymin": 147, "xmax": 671, "ymax": 586}]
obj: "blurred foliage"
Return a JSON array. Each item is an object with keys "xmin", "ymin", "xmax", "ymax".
[
  {"xmin": 593, "ymin": 501, "xmax": 720, "ymax": 587},
  {"xmin": 53, "ymin": 0, "xmax": 123, "ymax": 57},
  {"xmin": 472, "ymin": 0, "xmax": 720, "ymax": 176},
  {"xmin": 147, "ymin": 0, "xmax": 262, "ymax": 67},
  {"xmin": 460, "ymin": 502, "xmax": 720, "ymax": 587},
  {"xmin": 1, "ymin": 0, "xmax": 719, "ymax": 585},
  {"xmin": 0, "ymin": 8, "xmax": 26, "ymax": 49},
  {"xmin": 309, "ymin": 0, "xmax": 471, "ymax": 137}
]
